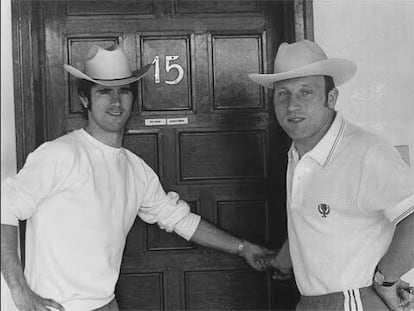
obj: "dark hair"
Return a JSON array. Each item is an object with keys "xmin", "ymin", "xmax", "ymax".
[
  {"xmin": 324, "ymin": 76, "xmax": 335, "ymax": 98},
  {"xmin": 77, "ymin": 79, "xmax": 138, "ymax": 110},
  {"xmin": 77, "ymin": 80, "xmax": 95, "ymax": 110}
]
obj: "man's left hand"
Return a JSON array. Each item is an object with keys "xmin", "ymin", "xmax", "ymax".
[{"xmin": 374, "ymin": 279, "xmax": 413, "ymax": 311}]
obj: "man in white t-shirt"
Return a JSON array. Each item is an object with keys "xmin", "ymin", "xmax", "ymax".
[
  {"xmin": 249, "ymin": 40, "xmax": 414, "ymax": 310},
  {"xmin": 1, "ymin": 45, "xmax": 273, "ymax": 311}
]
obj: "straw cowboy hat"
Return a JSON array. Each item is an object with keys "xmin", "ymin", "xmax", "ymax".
[
  {"xmin": 64, "ymin": 45, "xmax": 151, "ymax": 86},
  {"xmin": 248, "ymin": 40, "xmax": 357, "ymax": 89}
]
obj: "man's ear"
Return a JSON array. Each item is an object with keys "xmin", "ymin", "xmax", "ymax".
[
  {"xmin": 327, "ymin": 88, "xmax": 338, "ymax": 110},
  {"xmin": 79, "ymin": 95, "xmax": 89, "ymax": 109}
]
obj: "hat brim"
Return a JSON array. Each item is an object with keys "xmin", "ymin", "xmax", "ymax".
[
  {"xmin": 248, "ymin": 58, "xmax": 357, "ymax": 89},
  {"xmin": 63, "ymin": 63, "xmax": 152, "ymax": 86}
]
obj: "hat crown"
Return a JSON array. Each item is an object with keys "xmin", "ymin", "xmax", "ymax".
[
  {"xmin": 274, "ymin": 40, "xmax": 328, "ymax": 74},
  {"xmin": 84, "ymin": 45, "xmax": 133, "ymax": 80}
]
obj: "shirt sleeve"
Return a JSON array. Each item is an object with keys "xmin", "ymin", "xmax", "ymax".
[
  {"xmin": 1, "ymin": 141, "xmax": 79, "ymax": 226},
  {"xmin": 358, "ymin": 141, "xmax": 414, "ymax": 224},
  {"xmin": 137, "ymin": 162, "xmax": 201, "ymax": 241}
]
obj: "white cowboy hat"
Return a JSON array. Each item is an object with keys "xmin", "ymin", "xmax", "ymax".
[
  {"xmin": 64, "ymin": 45, "xmax": 152, "ymax": 86},
  {"xmin": 248, "ymin": 40, "xmax": 357, "ymax": 89}
]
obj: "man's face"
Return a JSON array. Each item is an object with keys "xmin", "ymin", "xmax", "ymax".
[
  {"xmin": 273, "ymin": 75, "xmax": 336, "ymax": 147},
  {"xmin": 87, "ymin": 83, "xmax": 134, "ymax": 134}
]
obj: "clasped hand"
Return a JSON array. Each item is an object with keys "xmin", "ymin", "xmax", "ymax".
[{"xmin": 238, "ymin": 242, "xmax": 293, "ymax": 280}]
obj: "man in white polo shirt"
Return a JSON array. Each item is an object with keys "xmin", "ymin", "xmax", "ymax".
[{"xmin": 249, "ymin": 40, "xmax": 414, "ymax": 310}]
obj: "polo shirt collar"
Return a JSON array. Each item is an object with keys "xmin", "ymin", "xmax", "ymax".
[{"xmin": 288, "ymin": 114, "xmax": 346, "ymax": 166}]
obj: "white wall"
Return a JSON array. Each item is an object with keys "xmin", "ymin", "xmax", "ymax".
[
  {"xmin": 1, "ymin": 0, "xmax": 19, "ymax": 308},
  {"xmin": 313, "ymin": 0, "xmax": 414, "ymax": 282},
  {"xmin": 1, "ymin": 0, "xmax": 17, "ymax": 182},
  {"xmin": 313, "ymin": 0, "xmax": 414, "ymax": 166}
]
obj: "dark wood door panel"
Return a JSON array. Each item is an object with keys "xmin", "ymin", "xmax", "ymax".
[
  {"xmin": 67, "ymin": 0, "xmax": 156, "ymax": 17},
  {"xmin": 174, "ymin": 0, "xmax": 261, "ymax": 15},
  {"xmin": 178, "ymin": 130, "xmax": 267, "ymax": 182},
  {"xmin": 115, "ymin": 272, "xmax": 165, "ymax": 310},
  {"xmin": 123, "ymin": 131, "xmax": 162, "ymax": 175},
  {"xmin": 140, "ymin": 33, "xmax": 195, "ymax": 112},
  {"xmin": 184, "ymin": 269, "xmax": 269, "ymax": 310},
  {"xmin": 66, "ymin": 0, "xmax": 262, "ymax": 17},
  {"xmin": 217, "ymin": 200, "xmax": 269, "ymax": 245},
  {"xmin": 212, "ymin": 34, "xmax": 264, "ymax": 110}
]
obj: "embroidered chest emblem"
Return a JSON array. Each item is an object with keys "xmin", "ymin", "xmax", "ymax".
[{"xmin": 318, "ymin": 203, "xmax": 330, "ymax": 218}]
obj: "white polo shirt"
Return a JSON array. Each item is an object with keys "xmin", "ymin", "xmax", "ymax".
[{"xmin": 287, "ymin": 115, "xmax": 414, "ymax": 296}]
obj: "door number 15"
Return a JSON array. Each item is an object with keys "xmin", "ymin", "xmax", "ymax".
[{"xmin": 152, "ymin": 55, "xmax": 184, "ymax": 85}]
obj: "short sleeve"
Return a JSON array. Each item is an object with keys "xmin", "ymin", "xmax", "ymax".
[
  {"xmin": 1, "ymin": 141, "xmax": 79, "ymax": 226},
  {"xmin": 358, "ymin": 142, "xmax": 414, "ymax": 224}
]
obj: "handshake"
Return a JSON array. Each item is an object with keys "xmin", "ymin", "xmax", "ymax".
[{"xmin": 237, "ymin": 239, "xmax": 293, "ymax": 281}]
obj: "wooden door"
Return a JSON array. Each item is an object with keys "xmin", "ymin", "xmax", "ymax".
[{"xmin": 42, "ymin": 0, "xmax": 298, "ymax": 309}]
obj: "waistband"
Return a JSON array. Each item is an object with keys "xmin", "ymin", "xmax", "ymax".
[
  {"xmin": 300, "ymin": 286, "xmax": 371, "ymax": 311},
  {"xmin": 62, "ymin": 295, "xmax": 114, "ymax": 311}
]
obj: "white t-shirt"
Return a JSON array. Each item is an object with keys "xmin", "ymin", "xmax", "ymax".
[
  {"xmin": 287, "ymin": 115, "xmax": 414, "ymax": 295},
  {"xmin": 1, "ymin": 129, "xmax": 201, "ymax": 310}
]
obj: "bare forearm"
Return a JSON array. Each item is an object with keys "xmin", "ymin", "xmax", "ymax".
[
  {"xmin": 378, "ymin": 212, "xmax": 414, "ymax": 281},
  {"xmin": 190, "ymin": 219, "xmax": 242, "ymax": 255},
  {"xmin": 189, "ymin": 219, "xmax": 273, "ymax": 271},
  {"xmin": 1, "ymin": 224, "xmax": 29, "ymax": 292},
  {"xmin": 1, "ymin": 224, "xmax": 65, "ymax": 310}
]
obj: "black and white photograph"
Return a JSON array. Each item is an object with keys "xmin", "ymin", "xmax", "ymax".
[{"xmin": 1, "ymin": 0, "xmax": 413, "ymax": 310}]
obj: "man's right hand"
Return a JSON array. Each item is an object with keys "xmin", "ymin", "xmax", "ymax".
[
  {"xmin": 10, "ymin": 285, "xmax": 64, "ymax": 311},
  {"xmin": 2, "ymin": 224, "xmax": 65, "ymax": 311},
  {"xmin": 264, "ymin": 239, "xmax": 293, "ymax": 281},
  {"xmin": 268, "ymin": 254, "xmax": 293, "ymax": 281}
]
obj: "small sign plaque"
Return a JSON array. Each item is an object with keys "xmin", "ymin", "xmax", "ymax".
[
  {"xmin": 145, "ymin": 118, "xmax": 167, "ymax": 126},
  {"xmin": 167, "ymin": 117, "xmax": 188, "ymax": 125}
]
